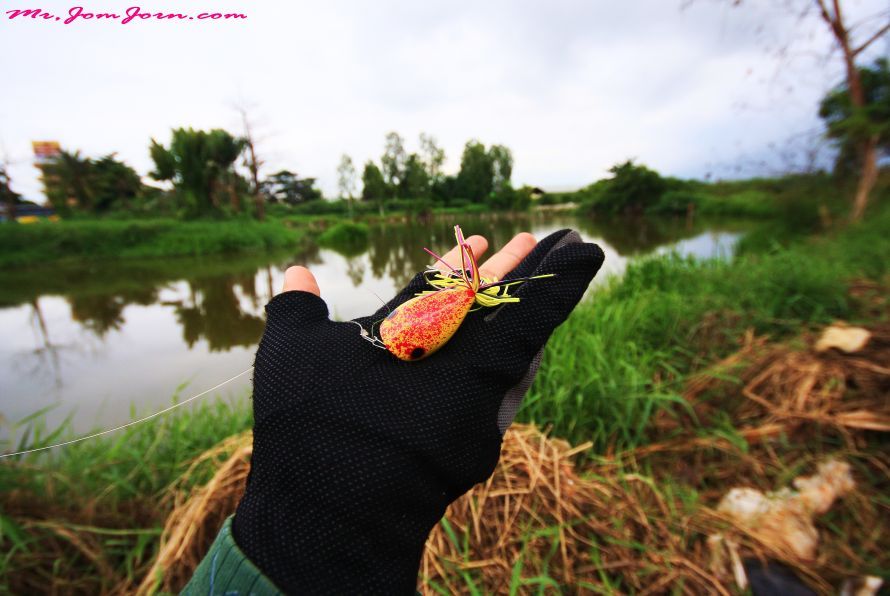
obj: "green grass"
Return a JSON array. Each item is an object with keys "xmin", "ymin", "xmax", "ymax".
[
  {"xmin": 0, "ymin": 219, "xmax": 303, "ymax": 268},
  {"xmin": 0, "ymin": 396, "xmax": 252, "ymax": 594},
  {"xmin": 2, "ymin": 396, "xmax": 252, "ymax": 504},
  {"xmin": 653, "ymin": 188, "xmax": 778, "ymax": 217},
  {"xmin": 521, "ymin": 205, "xmax": 890, "ymax": 449}
]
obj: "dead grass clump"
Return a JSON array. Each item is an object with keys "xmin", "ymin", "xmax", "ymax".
[
  {"xmin": 738, "ymin": 322, "xmax": 890, "ymax": 433},
  {"xmin": 420, "ymin": 424, "xmax": 727, "ymax": 594},
  {"xmin": 655, "ymin": 322, "xmax": 890, "ymax": 447},
  {"xmin": 136, "ymin": 433, "xmax": 252, "ymax": 595},
  {"xmin": 636, "ymin": 321, "xmax": 890, "ymax": 593},
  {"xmin": 1, "ymin": 485, "xmax": 161, "ymax": 595},
  {"xmin": 138, "ymin": 425, "xmax": 728, "ymax": 595}
]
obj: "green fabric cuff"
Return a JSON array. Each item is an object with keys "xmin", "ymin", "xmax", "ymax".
[{"xmin": 181, "ymin": 516, "xmax": 283, "ymax": 595}]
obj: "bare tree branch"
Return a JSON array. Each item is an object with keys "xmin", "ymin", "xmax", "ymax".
[
  {"xmin": 852, "ymin": 21, "xmax": 890, "ymax": 56},
  {"xmin": 233, "ymin": 101, "xmax": 266, "ymax": 221}
]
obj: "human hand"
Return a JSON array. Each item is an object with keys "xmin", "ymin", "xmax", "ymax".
[{"xmin": 232, "ymin": 228, "xmax": 604, "ymax": 594}]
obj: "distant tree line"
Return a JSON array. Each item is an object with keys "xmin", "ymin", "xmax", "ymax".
[
  {"xmin": 25, "ymin": 127, "xmax": 534, "ymax": 221},
  {"xmin": 351, "ymin": 131, "xmax": 531, "ymax": 214},
  {"xmin": 31, "ymin": 127, "xmax": 323, "ymax": 219}
]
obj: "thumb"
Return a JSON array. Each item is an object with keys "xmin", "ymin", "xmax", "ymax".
[
  {"xmin": 266, "ymin": 266, "xmax": 328, "ymax": 326},
  {"xmin": 283, "ymin": 266, "xmax": 321, "ymax": 296}
]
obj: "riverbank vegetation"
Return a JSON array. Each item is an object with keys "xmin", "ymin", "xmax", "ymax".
[
  {"xmin": 541, "ymin": 161, "xmax": 859, "ymax": 220},
  {"xmin": 2, "ymin": 167, "xmax": 884, "ymax": 269},
  {"xmin": 0, "ymin": 219, "xmax": 302, "ymax": 268},
  {"xmin": 2, "ymin": 194, "xmax": 888, "ymax": 593}
]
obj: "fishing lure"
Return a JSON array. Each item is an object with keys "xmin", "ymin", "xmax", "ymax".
[{"xmin": 378, "ymin": 225, "xmax": 554, "ymax": 361}]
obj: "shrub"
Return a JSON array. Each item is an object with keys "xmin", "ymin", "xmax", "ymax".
[{"xmin": 317, "ymin": 222, "xmax": 370, "ymax": 257}]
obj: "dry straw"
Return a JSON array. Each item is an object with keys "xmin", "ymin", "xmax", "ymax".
[{"xmin": 138, "ymin": 424, "xmax": 729, "ymax": 595}]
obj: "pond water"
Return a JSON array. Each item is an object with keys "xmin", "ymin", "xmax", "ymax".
[{"xmin": 0, "ymin": 213, "xmax": 749, "ymax": 438}]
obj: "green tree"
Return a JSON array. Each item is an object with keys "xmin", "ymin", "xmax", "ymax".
[
  {"xmin": 40, "ymin": 150, "xmax": 94, "ymax": 214},
  {"xmin": 587, "ymin": 161, "xmax": 667, "ymax": 214},
  {"xmin": 381, "ymin": 132, "xmax": 407, "ymax": 197},
  {"xmin": 90, "ymin": 154, "xmax": 143, "ymax": 212},
  {"xmin": 399, "ymin": 153, "xmax": 430, "ymax": 199},
  {"xmin": 456, "ymin": 140, "xmax": 494, "ymax": 202},
  {"xmin": 38, "ymin": 150, "xmax": 143, "ymax": 215},
  {"xmin": 361, "ymin": 161, "xmax": 387, "ymax": 214},
  {"xmin": 819, "ymin": 58, "xmax": 890, "ymax": 183},
  {"xmin": 419, "ymin": 132, "xmax": 445, "ymax": 186},
  {"xmin": 811, "ymin": 1, "xmax": 889, "ymax": 221},
  {"xmin": 432, "ymin": 174, "xmax": 459, "ymax": 205},
  {"xmin": 488, "ymin": 144, "xmax": 513, "ymax": 192},
  {"xmin": 149, "ymin": 128, "xmax": 245, "ymax": 216},
  {"xmin": 262, "ymin": 170, "xmax": 322, "ymax": 205},
  {"xmin": 337, "ymin": 154, "xmax": 357, "ymax": 217}
]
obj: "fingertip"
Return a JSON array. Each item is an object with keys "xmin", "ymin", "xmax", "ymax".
[
  {"xmin": 479, "ymin": 232, "xmax": 537, "ymax": 280},
  {"xmin": 283, "ymin": 266, "xmax": 321, "ymax": 296},
  {"xmin": 466, "ymin": 235, "xmax": 489, "ymax": 258},
  {"xmin": 513, "ymin": 232, "xmax": 537, "ymax": 253}
]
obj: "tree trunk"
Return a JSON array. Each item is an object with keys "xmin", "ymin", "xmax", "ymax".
[
  {"xmin": 208, "ymin": 177, "xmax": 220, "ymax": 211},
  {"xmin": 230, "ymin": 178, "xmax": 240, "ymax": 213},
  {"xmin": 238, "ymin": 107, "xmax": 265, "ymax": 221},
  {"xmin": 851, "ymin": 134, "xmax": 879, "ymax": 222},
  {"xmin": 254, "ymin": 191, "xmax": 265, "ymax": 220},
  {"xmin": 4, "ymin": 189, "xmax": 16, "ymax": 221},
  {"xmin": 815, "ymin": 0, "xmax": 882, "ymax": 221}
]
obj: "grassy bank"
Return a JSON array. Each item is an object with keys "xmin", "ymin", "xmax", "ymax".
[
  {"xmin": 0, "ymin": 209, "xmax": 504, "ymax": 268},
  {"xmin": 1, "ymin": 207, "xmax": 888, "ymax": 592},
  {"xmin": 0, "ymin": 219, "xmax": 303, "ymax": 268},
  {"xmin": 524, "ymin": 205, "xmax": 889, "ymax": 448},
  {"xmin": 0, "ymin": 397, "xmax": 252, "ymax": 593}
]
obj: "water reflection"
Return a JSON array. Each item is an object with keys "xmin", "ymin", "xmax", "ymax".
[
  {"xmin": 171, "ymin": 274, "xmax": 261, "ymax": 350},
  {"xmin": 0, "ymin": 213, "xmax": 752, "ymax": 435},
  {"xmin": 70, "ymin": 288, "xmax": 158, "ymax": 336},
  {"xmin": 585, "ymin": 214, "xmax": 704, "ymax": 255}
]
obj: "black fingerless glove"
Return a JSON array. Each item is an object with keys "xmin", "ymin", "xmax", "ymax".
[{"xmin": 232, "ymin": 229, "xmax": 604, "ymax": 594}]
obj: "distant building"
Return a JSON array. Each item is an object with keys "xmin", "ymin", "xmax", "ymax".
[
  {"xmin": 0, "ymin": 202, "xmax": 58, "ymax": 223},
  {"xmin": 528, "ymin": 187, "xmax": 546, "ymax": 201},
  {"xmin": 32, "ymin": 141, "xmax": 61, "ymax": 164}
]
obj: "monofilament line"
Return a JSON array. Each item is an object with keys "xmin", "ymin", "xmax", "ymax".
[{"xmin": 0, "ymin": 367, "xmax": 254, "ymax": 460}]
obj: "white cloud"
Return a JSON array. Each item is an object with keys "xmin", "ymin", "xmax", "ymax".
[{"xmin": 1, "ymin": 0, "xmax": 886, "ymax": 201}]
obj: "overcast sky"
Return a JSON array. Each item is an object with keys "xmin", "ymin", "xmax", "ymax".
[{"xmin": 2, "ymin": 0, "xmax": 887, "ymax": 201}]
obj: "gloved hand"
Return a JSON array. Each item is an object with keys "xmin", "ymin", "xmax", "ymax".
[{"xmin": 232, "ymin": 229, "xmax": 604, "ymax": 594}]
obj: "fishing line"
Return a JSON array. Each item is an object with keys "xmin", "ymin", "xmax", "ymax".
[{"xmin": 0, "ymin": 367, "xmax": 254, "ymax": 460}]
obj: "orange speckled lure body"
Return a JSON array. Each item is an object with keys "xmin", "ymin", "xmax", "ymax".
[
  {"xmin": 378, "ymin": 225, "xmax": 554, "ymax": 361},
  {"xmin": 379, "ymin": 286, "xmax": 475, "ymax": 360}
]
